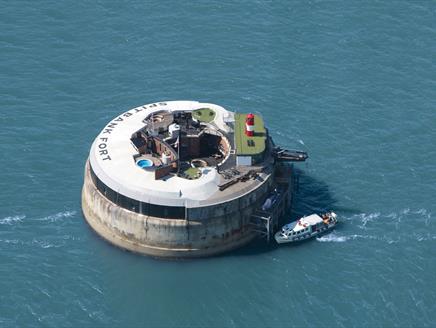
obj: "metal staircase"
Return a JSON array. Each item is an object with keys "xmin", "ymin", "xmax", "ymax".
[{"xmin": 250, "ymin": 164, "xmax": 295, "ymax": 242}]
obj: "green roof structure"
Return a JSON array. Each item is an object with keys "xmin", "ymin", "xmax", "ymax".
[{"xmin": 234, "ymin": 113, "xmax": 266, "ymax": 156}]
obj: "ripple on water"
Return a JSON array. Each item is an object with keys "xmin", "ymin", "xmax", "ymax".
[
  {"xmin": 0, "ymin": 215, "xmax": 25, "ymax": 225},
  {"xmin": 315, "ymin": 208, "xmax": 434, "ymax": 245}
]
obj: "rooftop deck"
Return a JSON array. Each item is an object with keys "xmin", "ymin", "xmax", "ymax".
[
  {"xmin": 234, "ymin": 113, "xmax": 266, "ymax": 156},
  {"xmin": 90, "ymin": 101, "xmax": 276, "ymax": 208}
]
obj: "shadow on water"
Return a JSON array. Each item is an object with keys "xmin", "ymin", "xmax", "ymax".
[{"xmin": 228, "ymin": 168, "xmax": 340, "ymax": 257}]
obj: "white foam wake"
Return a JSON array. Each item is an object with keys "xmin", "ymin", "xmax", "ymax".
[
  {"xmin": 37, "ymin": 211, "xmax": 77, "ymax": 222},
  {"xmin": 343, "ymin": 208, "xmax": 432, "ymax": 229},
  {"xmin": 1, "ymin": 211, "xmax": 77, "ymax": 225},
  {"xmin": 0, "ymin": 215, "xmax": 25, "ymax": 225},
  {"xmin": 0, "ymin": 238, "xmax": 65, "ymax": 248},
  {"xmin": 316, "ymin": 233, "xmax": 379, "ymax": 243},
  {"xmin": 317, "ymin": 234, "xmax": 348, "ymax": 242}
]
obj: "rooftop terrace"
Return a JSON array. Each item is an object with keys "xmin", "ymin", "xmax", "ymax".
[
  {"xmin": 90, "ymin": 101, "xmax": 276, "ymax": 208},
  {"xmin": 234, "ymin": 113, "xmax": 266, "ymax": 156}
]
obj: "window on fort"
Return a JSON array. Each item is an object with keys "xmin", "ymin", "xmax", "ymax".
[
  {"xmin": 140, "ymin": 202, "xmax": 149, "ymax": 216},
  {"xmin": 105, "ymin": 187, "xmax": 117, "ymax": 204}
]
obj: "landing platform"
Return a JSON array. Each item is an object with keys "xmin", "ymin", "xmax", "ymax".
[{"xmin": 234, "ymin": 113, "xmax": 266, "ymax": 156}]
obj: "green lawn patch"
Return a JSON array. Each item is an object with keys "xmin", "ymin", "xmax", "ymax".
[
  {"xmin": 234, "ymin": 113, "xmax": 266, "ymax": 156},
  {"xmin": 192, "ymin": 108, "xmax": 216, "ymax": 123},
  {"xmin": 182, "ymin": 167, "xmax": 201, "ymax": 179}
]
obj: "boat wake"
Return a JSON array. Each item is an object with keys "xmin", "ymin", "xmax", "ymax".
[
  {"xmin": 315, "ymin": 207, "xmax": 435, "ymax": 244},
  {"xmin": 316, "ymin": 233, "xmax": 378, "ymax": 243},
  {"xmin": 316, "ymin": 234, "xmax": 347, "ymax": 242},
  {"xmin": 342, "ymin": 208, "xmax": 432, "ymax": 227}
]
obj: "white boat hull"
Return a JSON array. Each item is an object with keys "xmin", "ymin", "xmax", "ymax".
[{"xmin": 275, "ymin": 212, "xmax": 338, "ymax": 244}]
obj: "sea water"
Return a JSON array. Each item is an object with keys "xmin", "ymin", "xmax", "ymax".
[{"xmin": 1, "ymin": 1, "xmax": 435, "ymax": 326}]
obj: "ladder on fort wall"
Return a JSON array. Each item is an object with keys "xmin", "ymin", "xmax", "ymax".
[
  {"xmin": 250, "ymin": 164, "xmax": 294, "ymax": 242},
  {"xmin": 250, "ymin": 210, "xmax": 275, "ymax": 243}
]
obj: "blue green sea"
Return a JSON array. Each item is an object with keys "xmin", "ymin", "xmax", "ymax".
[{"xmin": 1, "ymin": 1, "xmax": 435, "ymax": 327}]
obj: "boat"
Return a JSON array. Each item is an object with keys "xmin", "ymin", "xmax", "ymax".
[{"xmin": 274, "ymin": 212, "xmax": 338, "ymax": 244}]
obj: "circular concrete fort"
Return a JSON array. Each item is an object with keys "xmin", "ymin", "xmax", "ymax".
[{"xmin": 82, "ymin": 101, "xmax": 308, "ymax": 258}]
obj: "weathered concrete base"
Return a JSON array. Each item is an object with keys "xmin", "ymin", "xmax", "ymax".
[{"xmin": 82, "ymin": 161, "xmax": 260, "ymax": 258}]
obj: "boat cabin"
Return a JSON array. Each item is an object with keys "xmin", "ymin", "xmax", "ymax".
[{"xmin": 282, "ymin": 214, "xmax": 325, "ymax": 236}]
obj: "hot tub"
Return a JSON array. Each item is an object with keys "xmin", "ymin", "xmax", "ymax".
[{"xmin": 136, "ymin": 159, "xmax": 154, "ymax": 168}]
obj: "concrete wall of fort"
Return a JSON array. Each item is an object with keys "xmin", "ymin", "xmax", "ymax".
[{"xmin": 82, "ymin": 160, "xmax": 273, "ymax": 258}]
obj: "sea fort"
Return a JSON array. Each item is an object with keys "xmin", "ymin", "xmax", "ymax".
[{"xmin": 82, "ymin": 101, "xmax": 307, "ymax": 257}]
